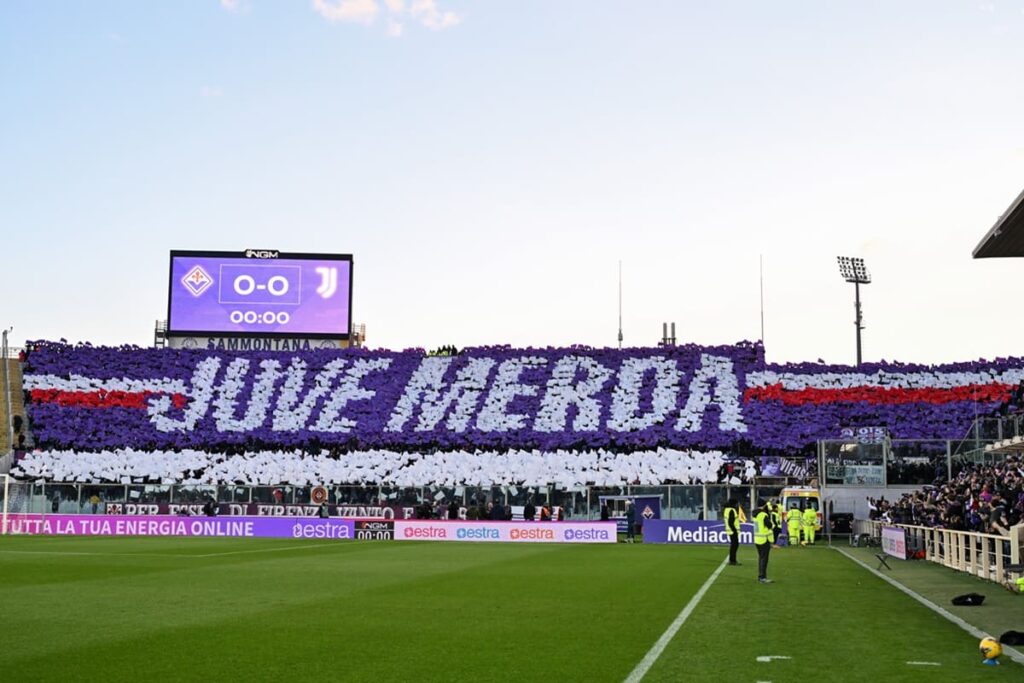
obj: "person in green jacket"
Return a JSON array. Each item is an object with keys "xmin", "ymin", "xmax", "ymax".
[
  {"xmin": 753, "ymin": 501, "xmax": 773, "ymax": 583},
  {"xmin": 802, "ymin": 504, "xmax": 818, "ymax": 546},
  {"xmin": 786, "ymin": 505, "xmax": 802, "ymax": 546}
]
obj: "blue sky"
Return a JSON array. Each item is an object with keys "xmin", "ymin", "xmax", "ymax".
[{"xmin": 3, "ymin": 1, "xmax": 1024, "ymax": 364}]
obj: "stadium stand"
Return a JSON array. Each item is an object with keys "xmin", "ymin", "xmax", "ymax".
[
  {"xmin": 1, "ymin": 356, "xmax": 27, "ymax": 454},
  {"xmin": 12, "ymin": 340, "xmax": 1024, "ymax": 490},
  {"xmin": 869, "ymin": 453, "xmax": 1024, "ymax": 534}
]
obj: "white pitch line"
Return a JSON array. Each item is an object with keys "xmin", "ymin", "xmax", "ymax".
[
  {"xmin": 834, "ymin": 547, "xmax": 1024, "ymax": 666},
  {"xmin": 623, "ymin": 557, "xmax": 728, "ymax": 683},
  {"xmin": 906, "ymin": 661, "xmax": 941, "ymax": 666}
]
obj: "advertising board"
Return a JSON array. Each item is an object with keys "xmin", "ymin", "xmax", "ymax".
[
  {"xmin": 6, "ymin": 514, "xmax": 355, "ymax": 540},
  {"xmin": 642, "ymin": 519, "xmax": 756, "ymax": 545},
  {"xmin": 168, "ymin": 250, "xmax": 352, "ymax": 338},
  {"xmin": 881, "ymin": 526, "xmax": 908, "ymax": 560},
  {"xmin": 392, "ymin": 520, "xmax": 617, "ymax": 544}
]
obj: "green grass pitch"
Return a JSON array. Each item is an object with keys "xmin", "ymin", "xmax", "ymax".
[{"xmin": 1, "ymin": 536, "xmax": 1020, "ymax": 682}]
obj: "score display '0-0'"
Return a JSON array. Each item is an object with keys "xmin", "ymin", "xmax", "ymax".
[
  {"xmin": 232, "ymin": 273, "xmax": 290, "ymax": 297},
  {"xmin": 227, "ymin": 266, "xmax": 338, "ymax": 326},
  {"xmin": 229, "ymin": 271, "xmax": 291, "ymax": 325},
  {"xmin": 181, "ymin": 264, "xmax": 339, "ymax": 327},
  {"xmin": 228, "ymin": 266, "xmax": 337, "ymax": 299}
]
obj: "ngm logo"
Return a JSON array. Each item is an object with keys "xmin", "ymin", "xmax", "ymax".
[{"xmin": 245, "ymin": 249, "xmax": 280, "ymax": 259}]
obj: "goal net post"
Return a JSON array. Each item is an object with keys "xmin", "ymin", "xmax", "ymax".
[{"xmin": 1, "ymin": 474, "xmax": 33, "ymax": 535}]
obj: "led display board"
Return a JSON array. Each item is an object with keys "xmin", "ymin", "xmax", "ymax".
[{"xmin": 167, "ymin": 250, "xmax": 352, "ymax": 339}]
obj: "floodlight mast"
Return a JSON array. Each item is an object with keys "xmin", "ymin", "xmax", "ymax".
[{"xmin": 836, "ymin": 256, "xmax": 871, "ymax": 367}]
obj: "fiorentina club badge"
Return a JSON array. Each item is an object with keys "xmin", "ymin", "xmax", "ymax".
[
  {"xmin": 182, "ymin": 266, "xmax": 213, "ymax": 297},
  {"xmin": 642, "ymin": 505, "xmax": 655, "ymax": 520}
]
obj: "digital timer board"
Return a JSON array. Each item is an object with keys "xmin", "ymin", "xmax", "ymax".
[{"xmin": 167, "ymin": 250, "xmax": 353, "ymax": 338}]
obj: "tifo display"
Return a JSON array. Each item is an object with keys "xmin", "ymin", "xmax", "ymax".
[
  {"xmin": 21, "ymin": 340, "xmax": 1024, "ymax": 454},
  {"xmin": 12, "ymin": 447, "xmax": 744, "ymax": 486}
]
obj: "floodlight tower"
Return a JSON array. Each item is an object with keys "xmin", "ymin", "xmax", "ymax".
[{"xmin": 836, "ymin": 256, "xmax": 871, "ymax": 367}]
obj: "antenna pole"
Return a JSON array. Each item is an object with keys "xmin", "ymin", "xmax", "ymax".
[
  {"xmin": 759, "ymin": 255, "xmax": 765, "ymax": 347},
  {"xmin": 617, "ymin": 261, "xmax": 623, "ymax": 349}
]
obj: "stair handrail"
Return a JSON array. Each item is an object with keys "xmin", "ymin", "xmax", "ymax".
[{"xmin": 1, "ymin": 329, "xmax": 12, "ymax": 456}]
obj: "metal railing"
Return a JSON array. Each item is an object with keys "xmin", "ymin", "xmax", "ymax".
[
  {"xmin": 856, "ymin": 519, "xmax": 1024, "ymax": 585},
  {"xmin": 5, "ymin": 482, "xmax": 784, "ymax": 522},
  {"xmin": 2, "ymin": 330, "xmax": 13, "ymax": 456}
]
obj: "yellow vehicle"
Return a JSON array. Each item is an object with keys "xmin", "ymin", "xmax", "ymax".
[{"xmin": 781, "ymin": 486, "xmax": 822, "ymax": 532}]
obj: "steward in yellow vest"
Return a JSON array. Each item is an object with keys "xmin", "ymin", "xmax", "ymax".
[
  {"xmin": 724, "ymin": 498, "xmax": 741, "ymax": 566},
  {"xmin": 753, "ymin": 503, "xmax": 772, "ymax": 583}
]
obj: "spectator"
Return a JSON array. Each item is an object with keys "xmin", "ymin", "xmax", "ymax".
[{"xmin": 874, "ymin": 454, "xmax": 1023, "ymax": 535}]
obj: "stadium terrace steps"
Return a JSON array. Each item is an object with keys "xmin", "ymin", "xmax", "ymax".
[{"xmin": 1, "ymin": 359, "xmax": 28, "ymax": 454}]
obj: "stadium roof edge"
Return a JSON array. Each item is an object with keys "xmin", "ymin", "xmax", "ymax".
[{"xmin": 973, "ymin": 185, "xmax": 1024, "ymax": 258}]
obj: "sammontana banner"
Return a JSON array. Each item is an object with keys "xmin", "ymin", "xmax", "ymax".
[{"xmin": 22, "ymin": 341, "xmax": 1024, "ymax": 452}]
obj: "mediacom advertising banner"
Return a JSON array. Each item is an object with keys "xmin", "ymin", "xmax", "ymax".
[
  {"xmin": 6, "ymin": 514, "xmax": 355, "ymax": 540},
  {"xmin": 393, "ymin": 520, "xmax": 617, "ymax": 544},
  {"xmin": 643, "ymin": 519, "xmax": 756, "ymax": 545},
  {"xmin": 881, "ymin": 526, "xmax": 908, "ymax": 560}
]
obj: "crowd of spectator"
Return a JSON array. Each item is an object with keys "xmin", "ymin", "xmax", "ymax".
[
  {"xmin": 427, "ymin": 345, "xmax": 459, "ymax": 356},
  {"xmin": 412, "ymin": 497, "xmax": 563, "ymax": 521},
  {"xmin": 868, "ymin": 454, "xmax": 1024, "ymax": 535}
]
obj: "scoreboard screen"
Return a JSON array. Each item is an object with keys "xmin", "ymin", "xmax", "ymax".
[{"xmin": 167, "ymin": 250, "xmax": 353, "ymax": 338}]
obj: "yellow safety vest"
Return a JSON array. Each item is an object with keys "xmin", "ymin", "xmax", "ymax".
[
  {"xmin": 802, "ymin": 508, "xmax": 817, "ymax": 527},
  {"xmin": 770, "ymin": 505, "xmax": 781, "ymax": 528},
  {"xmin": 753, "ymin": 511, "xmax": 771, "ymax": 545},
  {"xmin": 787, "ymin": 508, "xmax": 801, "ymax": 525},
  {"xmin": 724, "ymin": 507, "xmax": 738, "ymax": 534}
]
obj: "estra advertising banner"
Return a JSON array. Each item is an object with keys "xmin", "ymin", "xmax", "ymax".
[
  {"xmin": 881, "ymin": 526, "xmax": 908, "ymax": 560},
  {"xmin": 6, "ymin": 514, "xmax": 355, "ymax": 540},
  {"xmin": 393, "ymin": 520, "xmax": 617, "ymax": 544},
  {"xmin": 643, "ymin": 519, "xmax": 756, "ymax": 545}
]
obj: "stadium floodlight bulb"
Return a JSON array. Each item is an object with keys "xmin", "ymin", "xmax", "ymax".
[{"xmin": 836, "ymin": 256, "xmax": 871, "ymax": 284}]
